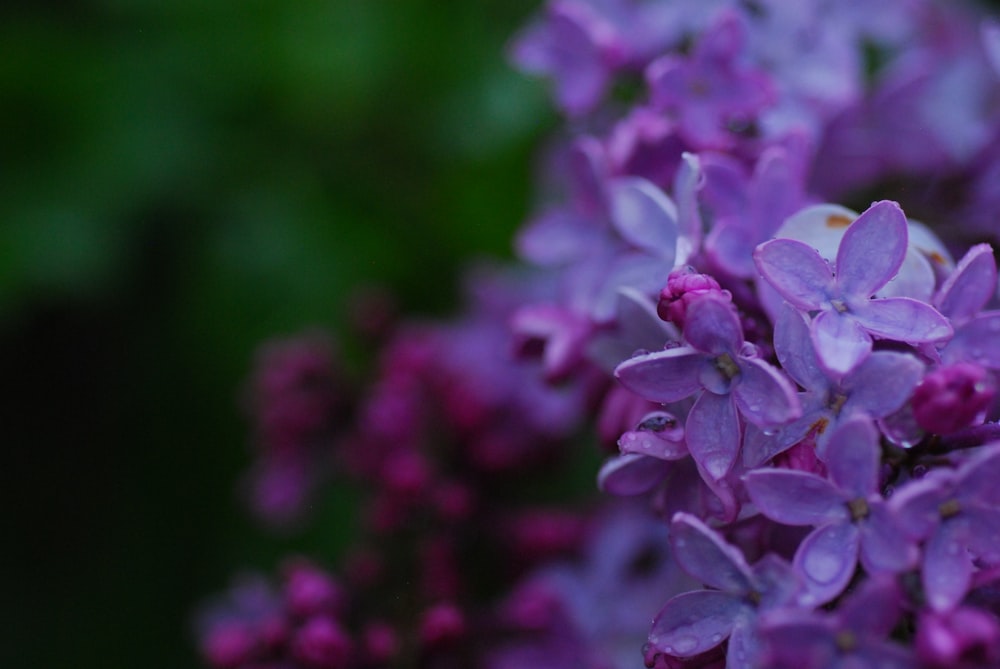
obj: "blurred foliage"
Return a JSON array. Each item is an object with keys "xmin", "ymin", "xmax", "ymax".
[{"xmin": 0, "ymin": 1, "xmax": 554, "ymax": 667}]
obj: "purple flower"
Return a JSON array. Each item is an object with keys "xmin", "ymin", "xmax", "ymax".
[
  {"xmin": 489, "ymin": 503, "xmax": 696, "ymax": 669},
  {"xmin": 745, "ymin": 417, "xmax": 917, "ymax": 606},
  {"xmin": 509, "ymin": 0, "xmax": 625, "ymax": 116},
  {"xmin": 758, "ymin": 576, "xmax": 913, "ymax": 669},
  {"xmin": 647, "ymin": 513, "xmax": 798, "ymax": 667},
  {"xmin": 657, "ymin": 267, "xmax": 731, "ymax": 329},
  {"xmin": 701, "ymin": 144, "xmax": 809, "ymax": 280},
  {"xmin": 916, "ymin": 605, "xmax": 1000, "ymax": 668},
  {"xmin": 754, "ymin": 200, "xmax": 952, "ymax": 376},
  {"xmin": 646, "ymin": 11, "xmax": 776, "ymax": 150},
  {"xmin": 890, "ymin": 444, "xmax": 1000, "ymax": 611},
  {"xmin": 743, "ymin": 303, "xmax": 924, "ymax": 467},
  {"xmin": 616, "ymin": 293, "xmax": 801, "ymax": 480},
  {"xmin": 936, "ymin": 243, "xmax": 1000, "ymax": 371},
  {"xmin": 911, "ymin": 363, "xmax": 996, "ymax": 435}
]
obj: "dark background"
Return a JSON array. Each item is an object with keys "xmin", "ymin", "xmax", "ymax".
[{"xmin": 0, "ymin": 1, "xmax": 553, "ymax": 666}]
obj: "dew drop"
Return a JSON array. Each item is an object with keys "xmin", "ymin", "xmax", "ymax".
[
  {"xmin": 670, "ymin": 635, "xmax": 699, "ymax": 655},
  {"xmin": 710, "ymin": 633, "xmax": 722, "ymax": 643},
  {"xmin": 763, "ymin": 428, "xmax": 778, "ymax": 437},
  {"xmin": 803, "ymin": 549, "xmax": 842, "ymax": 584}
]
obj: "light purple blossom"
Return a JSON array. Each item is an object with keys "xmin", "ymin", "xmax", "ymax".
[
  {"xmin": 647, "ymin": 11, "xmax": 776, "ymax": 150},
  {"xmin": 890, "ymin": 444, "xmax": 1000, "ymax": 611},
  {"xmin": 745, "ymin": 417, "xmax": 916, "ymax": 606},
  {"xmin": 743, "ymin": 303, "xmax": 924, "ymax": 467},
  {"xmin": 616, "ymin": 294, "xmax": 800, "ymax": 480},
  {"xmin": 758, "ymin": 576, "xmax": 913, "ymax": 669},
  {"xmin": 647, "ymin": 513, "xmax": 798, "ymax": 668},
  {"xmin": 754, "ymin": 200, "xmax": 952, "ymax": 376}
]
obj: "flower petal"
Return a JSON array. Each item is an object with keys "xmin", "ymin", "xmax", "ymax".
[
  {"xmin": 794, "ymin": 522, "xmax": 860, "ymax": 607},
  {"xmin": 597, "ymin": 453, "xmax": 670, "ymax": 496},
  {"xmin": 733, "ymin": 357, "xmax": 801, "ymax": 427},
  {"xmin": 744, "ymin": 469, "xmax": 849, "ymax": 526},
  {"xmin": 850, "ymin": 297, "xmax": 953, "ymax": 344},
  {"xmin": 608, "ymin": 177, "xmax": 679, "ymax": 261},
  {"xmin": 674, "ymin": 152, "xmax": 703, "ymax": 263},
  {"xmin": 936, "ymin": 243, "xmax": 998, "ymax": 322},
  {"xmin": 614, "ymin": 347, "xmax": 704, "ymax": 403},
  {"xmin": 841, "ymin": 351, "xmax": 924, "ymax": 419},
  {"xmin": 774, "ymin": 303, "xmax": 829, "ymax": 391},
  {"xmin": 683, "ymin": 294, "xmax": 743, "ymax": 355},
  {"xmin": 836, "ymin": 200, "xmax": 908, "ymax": 298},
  {"xmin": 942, "ymin": 312, "xmax": 1000, "ymax": 369},
  {"xmin": 923, "ymin": 521, "xmax": 973, "ymax": 612},
  {"xmin": 753, "ymin": 239, "xmax": 832, "ymax": 311},
  {"xmin": 649, "ymin": 590, "xmax": 740, "ymax": 657},
  {"xmin": 812, "ymin": 309, "xmax": 872, "ymax": 377},
  {"xmin": 859, "ymin": 503, "xmax": 918, "ymax": 573},
  {"xmin": 686, "ymin": 391, "xmax": 741, "ymax": 480},
  {"xmin": 670, "ymin": 512, "xmax": 755, "ymax": 592},
  {"xmin": 821, "ymin": 416, "xmax": 879, "ymax": 497}
]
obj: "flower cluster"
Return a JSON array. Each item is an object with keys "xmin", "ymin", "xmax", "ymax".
[
  {"xmin": 198, "ymin": 0, "xmax": 1000, "ymax": 667},
  {"xmin": 509, "ymin": 0, "xmax": 1000, "ymax": 666}
]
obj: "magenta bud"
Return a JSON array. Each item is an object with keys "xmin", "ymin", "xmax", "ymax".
[
  {"xmin": 362, "ymin": 621, "xmax": 400, "ymax": 663},
  {"xmin": 291, "ymin": 616, "xmax": 353, "ymax": 669},
  {"xmin": 657, "ymin": 268, "xmax": 729, "ymax": 327},
  {"xmin": 419, "ymin": 603, "xmax": 467, "ymax": 648},
  {"xmin": 201, "ymin": 624, "xmax": 257, "ymax": 668},
  {"xmin": 282, "ymin": 559, "xmax": 345, "ymax": 619},
  {"xmin": 912, "ymin": 363, "xmax": 995, "ymax": 435}
]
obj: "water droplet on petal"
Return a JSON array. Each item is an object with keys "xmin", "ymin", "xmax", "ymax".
[
  {"xmin": 710, "ymin": 633, "xmax": 722, "ymax": 643},
  {"xmin": 803, "ymin": 546, "xmax": 843, "ymax": 584},
  {"xmin": 670, "ymin": 635, "xmax": 699, "ymax": 655}
]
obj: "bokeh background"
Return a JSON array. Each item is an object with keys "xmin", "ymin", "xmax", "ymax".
[{"xmin": 0, "ymin": 1, "xmax": 554, "ymax": 666}]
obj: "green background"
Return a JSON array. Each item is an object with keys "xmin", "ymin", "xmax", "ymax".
[{"xmin": 0, "ymin": 1, "xmax": 552, "ymax": 666}]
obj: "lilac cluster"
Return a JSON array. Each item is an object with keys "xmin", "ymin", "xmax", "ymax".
[
  {"xmin": 198, "ymin": 0, "xmax": 1000, "ymax": 667},
  {"xmin": 507, "ymin": 0, "xmax": 1000, "ymax": 666},
  {"xmin": 241, "ymin": 333, "xmax": 348, "ymax": 528},
  {"xmin": 196, "ymin": 270, "xmax": 605, "ymax": 669}
]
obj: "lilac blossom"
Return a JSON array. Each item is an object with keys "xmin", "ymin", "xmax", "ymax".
[
  {"xmin": 758, "ymin": 576, "xmax": 913, "ymax": 669},
  {"xmin": 916, "ymin": 606, "xmax": 1000, "ymax": 668},
  {"xmin": 646, "ymin": 513, "xmax": 798, "ymax": 668},
  {"xmin": 616, "ymin": 293, "xmax": 800, "ymax": 480},
  {"xmin": 700, "ymin": 144, "xmax": 808, "ymax": 281},
  {"xmin": 646, "ymin": 10, "xmax": 776, "ymax": 150},
  {"xmin": 754, "ymin": 200, "xmax": 952, "ymax": 376},
  {"xmin": 508, "ymin": 0, "xmax": 626, "ymax": 116},
  {"xmin": 489, "ymin": 502, "xmax": 697, "ymax": 669},
  {"xmin": 743, "ymin": 303, "xmax": 923, "ymax": 467},
  {"xmin": 911, "ymin": 363, "xmax": 996, "ymax": 435},
  {"xmin": 890, "ymin": 444, "xmax": 1000, "ymax": 611},
  {"xmin": 745, "ymin": 417, "xmax": 916, "ymax": 606},
  {"xmin": 936, "ymin": 243, "xmax": 1000, "ymax": 371}
]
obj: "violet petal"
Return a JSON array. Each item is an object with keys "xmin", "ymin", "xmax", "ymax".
[
  {"xmin": 850, "ymin": 297, "xmax": 953, "ymax": 344},
  {"xmin": 648, "ymin": 590, "xmax": 740, "ymax": 657},
  {"xmin": 686, "ymin": 391, "xmax": 741, "ymax": 480},
  {"xmin": 812, "ymin": 309, "xmax": 871, "ymax": 376},
  {"xmin": 794, "ymin": 521, "xmax": 860, "ymax": 607},
  {"xmin": 753, "ymin": 239, "xmax": 832, "ymax": 311},
  {"xmin": 614, "ymin": 347, "xmax": 704, "ymax": 403},
  {"xmin": 835, "ymin": 200, "xmax": 908, "ymax": 298},
  {"xmin": 670, "ymin": 512, "xmax": 755, "ymax": 593},
  {"xmin": 733, "ymin": 357, "xmax": 801, "ymax": 428},
  {"xmin": 744, "ymin": 469, "xmax": 849, "ymax": 526}
]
